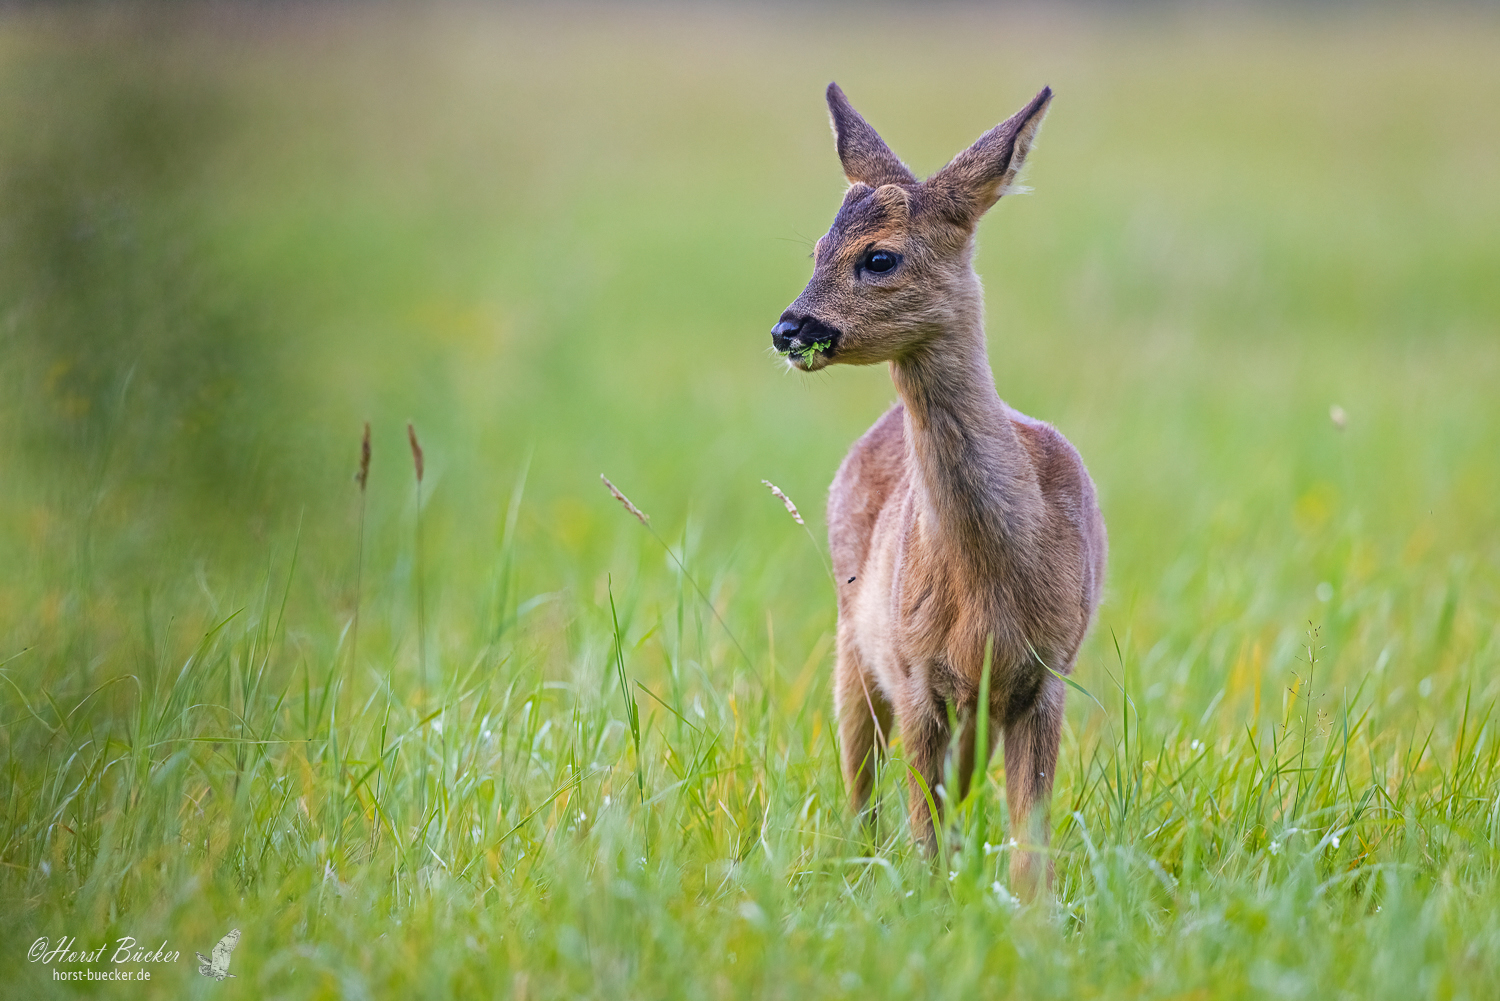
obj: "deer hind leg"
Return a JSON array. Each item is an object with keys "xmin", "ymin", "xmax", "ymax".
[
  {"xmin": 950, "ymin": 708, "xmax": 1001, "ymax": 805},
  {"xmin": 902, "ymin": 702, "xmax": 1000, "ymax": 854},
  {"xmin": 834, "ymin": 637, "xmax": 892, "ymax": 826},
  {"xmin": 1003, "ymin": 673, "xmax": 1065, "ymax": 900},
  {"xmin": 897, "ymin": 703, "xmax": 951, "ymax": 853}
]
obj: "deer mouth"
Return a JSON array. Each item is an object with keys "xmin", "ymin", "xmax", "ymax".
[
  {"xmin": 783, "ymin": 336, "xmax": 836, "ymax": 371},
  {"xmin": 771, "ymin": 314, "xmax": 841, "ymax": 371}
]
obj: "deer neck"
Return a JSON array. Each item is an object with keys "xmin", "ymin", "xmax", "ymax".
[{"xmin": 889, "ymin": 291, "xmax": 1043, "ymax": 572}]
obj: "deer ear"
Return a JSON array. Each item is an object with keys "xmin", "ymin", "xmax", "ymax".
[
  {"xmin": 926, "ymin": 86, "xmax": 1053, "ymax": 225},
  {"xmin": 826, "ymin": 82, "xmax": 917, "ymax": 188}
]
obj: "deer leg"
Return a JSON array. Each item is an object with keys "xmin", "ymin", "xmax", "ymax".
[
  {"xmin": 950, "ymin": 709, "xmax": 1001, "ymax": 803},
  {"xmin": 911, "ymin": 704, "xmax": 1001, "ymax": 854},
  {"xmin": 1003, "ymin": 673, "xmax": 1065, "ymax": 899},
  {"xmin": 900, "ymin": 706, "xmax": 951, "ymax": 852},
  {"xmin": 834, "ymin": 639, "xmax": 892, "ymax": 825}
]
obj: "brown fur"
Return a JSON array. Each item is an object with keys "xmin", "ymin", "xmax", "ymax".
[{"xmin": 775, "ymin": 83, "xmax": 1106, "ymax": 898}]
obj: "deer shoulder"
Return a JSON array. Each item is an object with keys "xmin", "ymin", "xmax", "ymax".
[{"xmin": 827, "ymin": 402, "xmax": 906, "ymax": 594}]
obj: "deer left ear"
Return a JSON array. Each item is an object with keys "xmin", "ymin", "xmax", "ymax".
[
  {"xmin": 926, "ymin": 86, "xmax": 1053, "ymax": 225},
  {"xmin": 826, "ymin": 82, "xmax": 918, "ymax": 189}
]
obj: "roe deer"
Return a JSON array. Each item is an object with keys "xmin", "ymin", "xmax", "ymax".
[{"xmin": 771, "ymin": 83, "xmax": 1106, "ymax": 897}]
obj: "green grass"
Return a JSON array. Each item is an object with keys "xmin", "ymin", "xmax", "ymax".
[{"xmin": 2, "ymin": 5, "xmax": 1499, "ymax": 998}]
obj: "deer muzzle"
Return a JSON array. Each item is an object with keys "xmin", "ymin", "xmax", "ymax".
[{"xmin": 771, "ymin": 311, "xmax": 842, "ymax": 367}]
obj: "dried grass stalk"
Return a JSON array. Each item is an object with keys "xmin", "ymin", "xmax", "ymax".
[
  {"xmin": 356, "ymin": 421, "xmax": 372, "ymax": 491},
  {"xmin": 407, "ymin": 422, "xmax": 425, "ymax": 482},
  {"xmin": 600, "ymin": 475, "xmax": 649, "ymax": 526},
  {"xmin": 761, "ymin": 480, "xmax": 804, "ymax": 525}
]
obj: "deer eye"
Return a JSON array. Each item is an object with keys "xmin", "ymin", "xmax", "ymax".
[{"xmin": 862, "ymin": 249, "xmax": 900, "ymax": 274}]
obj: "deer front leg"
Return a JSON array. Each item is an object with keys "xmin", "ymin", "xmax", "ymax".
[
  {"xmin": 834, "ymin": 638, "xmax": 892, "ymax": 826},
  {"xmin": 1003, "ymin": 673, "xmax": 1065, "ymax": 899}
]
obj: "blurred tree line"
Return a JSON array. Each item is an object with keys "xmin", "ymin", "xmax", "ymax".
[{"xmin": 0, "ymin": 16, "xmax": 294, "ymax": 536}]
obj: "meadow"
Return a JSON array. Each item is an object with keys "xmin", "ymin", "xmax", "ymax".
[{"xmin": 1, "ymin": 4, "xmax": 1498, "ymax": 998}]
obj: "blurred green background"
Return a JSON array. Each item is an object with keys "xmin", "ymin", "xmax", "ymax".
[
  {"xmin": 3, "ymin": 3, "xmax": 1495, "ymax": 718},
  {"xmin": 1, "ymin": 5, "xmax": 1499, "ymax": 997}
]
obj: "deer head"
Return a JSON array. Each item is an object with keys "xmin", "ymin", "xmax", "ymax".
[{"xmin": 771, "ymin": 83, "xmax": 1052, "ymax": 371}]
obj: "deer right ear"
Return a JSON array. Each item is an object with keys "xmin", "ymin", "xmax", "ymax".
[
  {"xmin": 926, "ymin": 86, "xmax": 1053, "ymax": 225},
  {"xmin": 826, "ymin": 82, "xmax": 917, "ymax": 189}
]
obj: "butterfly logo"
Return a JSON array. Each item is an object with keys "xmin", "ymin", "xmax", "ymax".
[{"xmin": 195, "ymin": 928, "xmax": 240, "ymax": 981}]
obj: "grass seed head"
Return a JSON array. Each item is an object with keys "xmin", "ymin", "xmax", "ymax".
[
  {"xmin": 407, "ymin": 421, "xmax": 424, "ymax": 482},
  {"xmin": 761, "ymin": 479, "xmax": 804, "ymax": 525},
  {"xmin": 356, "ymin": 421, "xmax": 371, "ymax": 491},
  {"xmin": 601, "ymin": 475, "xmax": 649, "ymax": 526}
]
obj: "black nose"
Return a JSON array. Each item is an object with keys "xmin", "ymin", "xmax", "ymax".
[
  {"xmin": 772, "ymin": 311, "xmax": 843, "ymax": 354},
  {"xmin": 771, "ymin": 313, "xmax": 804, "ymax": 353}
]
